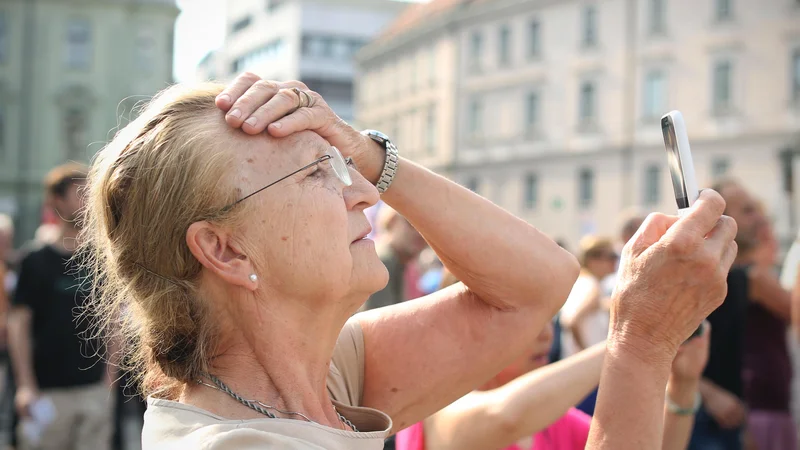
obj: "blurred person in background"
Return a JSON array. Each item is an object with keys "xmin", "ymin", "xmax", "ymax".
[
  {"xmin": 363, "ymin": 206, "xmax": 427, "ymax": 310},
  {"xmin": 416, "ymin": 248, "xmax": 443, "ymax": 296},
  {"xmin": 0, "ymin": 215, "xmax": 15, "ymax": 295},
  {"xmin": 396, "ymin": 270, "xmax": 710, "ymax": 450},
  {"xmin": 736, "ymin": 204, "xmax": 795, "ymax": 450},
  {"xmin": 780, "ymin": 230, "xmax": 800, "ymax": 442},
  {"xmin": 7, "ymin": 163, "xmax": 115, "ymax": 450},
  {"xmin": 0, "ymin": 214, "xmax": 13, "ymax": 446},
  {"xmin": 0, "ymin": 214, "xmax": 14, "ymax": 355},
  {"xmin": 690, "ymin": 180, "xmax": 793, "ymax": 450},
  {"xmin": 558, "ymin": 235, "xmax": 617, "ymax": 415}
]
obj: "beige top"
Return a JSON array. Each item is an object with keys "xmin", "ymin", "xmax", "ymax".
[
  {"xmin": 141, "ymin": 321, "xmax": 392, "ymax": 449},
  {"xmin": 559, "ymin": 274, "xmax": 609, "ymax": 358}
]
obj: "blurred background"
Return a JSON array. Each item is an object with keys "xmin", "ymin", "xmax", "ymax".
[{"xmin": 0, "ymin": 0, "xmax": 798, "ymax": 253}]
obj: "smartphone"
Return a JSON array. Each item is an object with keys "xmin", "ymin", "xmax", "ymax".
[
  {"xmin": 661, "ymin": 111, "xmax": 699, "ymax": 217},
  {"xmin": 661, "ymin": 110, "xmax": 703, "ymax": 341}
]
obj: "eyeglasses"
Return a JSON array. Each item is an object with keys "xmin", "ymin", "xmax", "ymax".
[{"xmin": 221, "ymin": 146, "xmax": 353, "ymax": 212}]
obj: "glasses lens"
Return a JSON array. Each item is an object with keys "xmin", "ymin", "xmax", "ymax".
[{"xmin": 329, "ymin": 146, "xmax": 352, "ymax": 186}]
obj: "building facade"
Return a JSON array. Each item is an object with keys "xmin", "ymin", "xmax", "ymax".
[
  {"xmin": 357, "ymin": 0, "xmax": 800, "ymax": 249},
  {"xmin": 0, "ymin": 0, "xmax": 178, "ymax": 242},
  {"xmin": 195, "ymin": 0, "xmax": 407, "ymax": 121}
]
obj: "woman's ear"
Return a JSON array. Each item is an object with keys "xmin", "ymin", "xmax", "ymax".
[{"xmin": 186, "ymin": 221, "xmax": 257, "ymax": 290}]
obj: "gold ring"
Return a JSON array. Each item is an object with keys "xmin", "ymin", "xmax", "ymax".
[{"xmin": 291, "ymin": 87, "xmax": 305, "ymax": 109}]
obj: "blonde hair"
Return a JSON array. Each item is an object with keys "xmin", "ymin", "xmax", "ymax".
[
  {"xmin": 78, "ymin": 83, "xmax": 248, "ymax": 399},
  {"xmin": 577, "ymin": 235, "xmax": 615, "ymax": 268}
]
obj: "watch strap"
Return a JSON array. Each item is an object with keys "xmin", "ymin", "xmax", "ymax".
[{"xmin": 361, "ymin": 130, "xmax": 399, "ymax": 194}]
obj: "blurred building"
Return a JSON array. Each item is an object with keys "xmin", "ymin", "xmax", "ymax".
[
  {"xmin": 0, "ymin": 0, "xmax": 179, "ymax": 243},
  {"xmin": 195, "ymin": 0, "xmax": 408, "ymax": 121},
  {"xmin": 357, "ymin": 0, "xmax": 800, "ymax": 248}
]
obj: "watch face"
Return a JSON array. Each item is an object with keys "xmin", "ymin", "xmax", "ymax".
[{"xmin": 365, "ymin": 130, "xmax": 390, "ymax": 144}]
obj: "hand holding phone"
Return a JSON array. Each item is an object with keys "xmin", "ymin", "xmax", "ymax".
[{"xmin": 661, "ymin": 110, "xmax": 704, "ymax": 340}]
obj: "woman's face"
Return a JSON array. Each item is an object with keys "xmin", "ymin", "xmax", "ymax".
[
  {"xmin": 492, "ymin": 322, "xmax": 554, "ymax": 386},
  {"xmin": 231, "ymin": 131, "xmax": 387, "ymax": 307}
]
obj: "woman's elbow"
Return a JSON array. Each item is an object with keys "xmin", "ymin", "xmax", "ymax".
[{"xmin": 543, "ymin": 249, "xmax": 580, "ymax": 313}]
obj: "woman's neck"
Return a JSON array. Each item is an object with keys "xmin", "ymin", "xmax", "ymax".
[{"xmin": 181, "ymin": 290, "xmax": 351, "ymax": 429}]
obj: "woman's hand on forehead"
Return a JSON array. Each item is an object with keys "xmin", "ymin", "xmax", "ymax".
[
  {"xmin": 216, "ymin": 74, "xmax": 339, "ymax": 142},
  {"xmin": 216, "ymin": 73, "xmax": 385, "ymax": 184}
]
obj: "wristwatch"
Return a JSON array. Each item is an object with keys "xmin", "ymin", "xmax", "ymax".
[
  {"xmin": 361, "ymin": 130, "xmax": 399, "ymax": 194},
  {"xmin": 666, "ymin": 391, "xmax": 702, "ymax": 416}
]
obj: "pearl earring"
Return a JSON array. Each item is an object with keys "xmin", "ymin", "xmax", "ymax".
[{"xmin": 249, "ymin": 274, "xmax": 258, "ymax": 283}]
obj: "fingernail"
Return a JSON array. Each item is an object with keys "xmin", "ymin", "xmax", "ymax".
[
  {"xmin": 271, "ymin": 122, "xmax": 282, "ymax": 129},
  {"xmin": 245, "ymin": 117, "xmax": 258, "ymax": 127},
  {"xmin": 218, "ymin": 94, "xmax": 231, "ymax": 104},
  {"xmin": 228, "ymin": 109, "xmax": 241, "ymax": 119}
]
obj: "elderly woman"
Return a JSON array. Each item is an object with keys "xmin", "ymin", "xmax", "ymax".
[{"xmin": 79, "ymin": 73, "xmax": 737, "ymax": 449}]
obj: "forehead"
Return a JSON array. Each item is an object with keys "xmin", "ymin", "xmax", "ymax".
[{"xmin": 234, "ymin": 130, "xmax": 328, "ymax": 175}]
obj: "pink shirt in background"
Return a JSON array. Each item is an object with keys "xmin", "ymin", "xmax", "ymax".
[
  {"xmin": 404, "ymin": 261, "xmax": 423, "ymax": 300},
  {"xmin": 396, "ymin": 407, "xmax": 590, "ymax": 450}
]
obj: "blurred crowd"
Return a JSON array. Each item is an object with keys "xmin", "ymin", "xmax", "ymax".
[
  {"xmin": 0, "ymin": 160, "xmax": 796, "ymax": 450},
  {"xmin": 0, "ymin": 164, "xmax": 144, "ymax": 450}
]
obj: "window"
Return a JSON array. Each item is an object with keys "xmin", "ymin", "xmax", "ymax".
[
  {"xmin": 426, "ymin": 106, "xmax": 436, "ymax": 154},
  {"xmin": 578, "ymin": 168, "xmax": 594, "ymax": 208},
  {"xmin": 582, "ymin": 6, "xmax": 598, "ymax": 47},
  {"xmin": 524, "ymin": 173, "xmax": 539, "ymax": 209},
  {"xmin": 528, "ymin": 20, "xmax": 541, "ymax": 58},
  {"xmin": 712, "ymin": 60, "xmax": 733, "ymax": 113},
  {"xmin": 470, "ymin": 31, "xmax": 483, "ymax": 71},
  {"xmin": 525, "ymin": 92, "xmax": 540, "ymax": 133},
  {"xmin": 468, "ymin": 98, "xmax": 483, "ymax": 136},
  {"xmin": 231, "ymin": 39, "xmax": 286, "ymax": 73},
  {"xmin": 231, "ymin": 15, "xmax": 252, "ymax": 33},
  {"xmin": 712, "ymin": 158, "xmax": 730, "ymax": 178},
  {"xmin": 643, "ymin": 69, "xmax": 666, "ymax": 119},
  {"xmin": 302, "ymin": 36, "xmax": 315, "ymax": 56},
  {"xmin": 466, "ymin": 177, "xmax": 480, "ymax": 193},
  {"xmin": 266, "ymin": 0, "xmax": 286, "ymax": 13},
  {"xmin": 136, "ymin": 31, "xmax": 156, "ymax": 74},
  {"xmin": 65, "ymin": 19, "xmax": 92, "ymax": 69},
  {"xmin": 648, "ymin": 0, "xmax": 666, "ymax": 34},
  {"xmin": 715, "ymin": 0, "xmax": 733, "ymax": 21},
  {"xmin": 644, "ymin": 165, "xmax": 661, "ymax": 205},
  {"xmin": 579, "ymin": 81, "xmax": 596, "ymax": 123},
  {"xmin": 320, "ymin": 37, "xmax": 334, "ymax": 58},
  {"xmin": 63, "ymin": 108, "xmax": 88, "ymax": 160},
  {"xmin": 792, "ymin": 48, "xmax": 800, "ymax": 103},
  {"xmin": 0, "ymin": 12, "xmax": 7, "ymax": 64},
  {"xmin": 348, "ymin": 40, "xmax": 364, "ymax": 57},
  {"xmin": 498, "ymin": 25, "xmax": 511, "ymax": 66}
]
